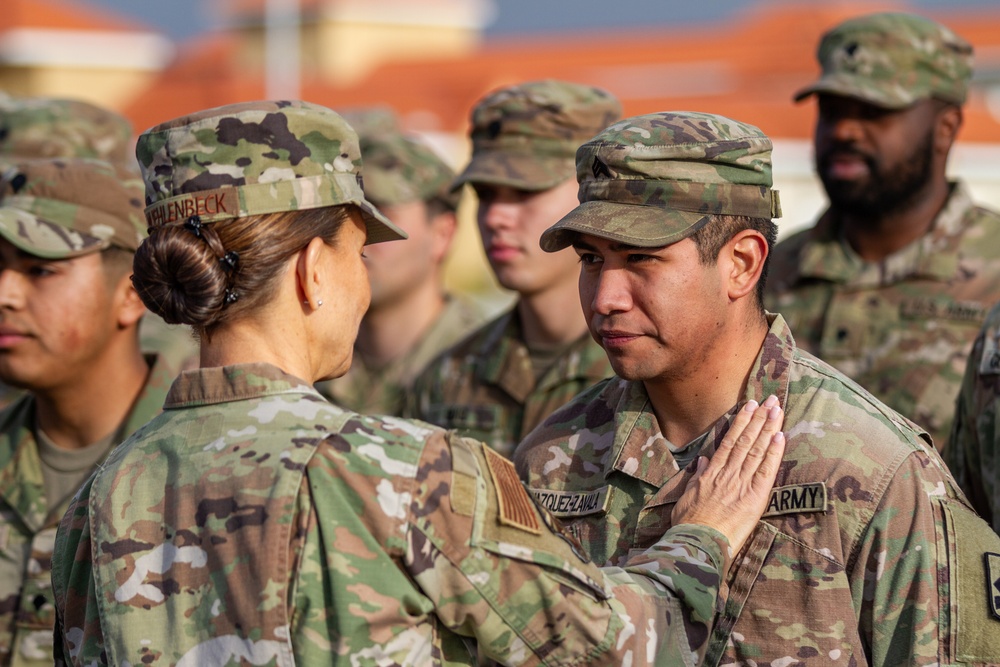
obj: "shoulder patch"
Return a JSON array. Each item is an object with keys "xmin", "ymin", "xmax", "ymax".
[
  {"xmin": 988, "ymin": 553, "xmax": 1000, "ymax": 621},
  {"xmin": 978, "ymin": 332, "xmax": 1000, "ymax": 376},
  {"xmin": 529, "ymin": 486, "xmax": 611, "ymax": 518},
  {"xmin": 484, "ymin": 447, "xmax": 541, "ymax": 534},
  {"xmin": 762, "ymin": 483, "xmax": 827, "ymax": 518}
]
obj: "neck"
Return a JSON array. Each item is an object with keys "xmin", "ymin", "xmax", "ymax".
[
  {"xmin": 356, "ymin": 280, "xmax": 446, "ymax": 369},
  {"xmin": 35, "ymin": 341, "xmax": 149, "ymax": 450},
  {"xmin": 517, "ymin": 275, "xmax": 589, "ymax": 348},
  {"xmin": 841, "ymin": 179, "xmax": 951, "ymax": 262},
  {"xmin": 644, "ymin": 312, "xmax": 769, "ymax": 447}
]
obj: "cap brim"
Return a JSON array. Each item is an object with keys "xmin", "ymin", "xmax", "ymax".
[
  {"xmin": 0, "ymin": 207, "xmax": 107, "ymax": 259},
  {"xmin": 540, "ymin": 200, "xmax": 710, "ymax": 252},
  {"xmin": 353, "ymin": 198, "xmax": 408, "ymax": 245},
  {"xmin": 793, "ymin": 75, "xmax": 916, "ymax": 109},
  {"xmin": 451, "ymin": 151, "xmax": 575, "ymax": 193}
]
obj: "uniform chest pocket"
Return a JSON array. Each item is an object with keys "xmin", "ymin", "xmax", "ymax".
[{"xmin": 703, "ymin": 522, "xmax": 862, "ymax": 667}]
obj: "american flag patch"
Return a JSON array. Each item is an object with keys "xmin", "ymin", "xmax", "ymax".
[{"xmin": 484, "ymin": 447, "xmax": 541, "ymax": 534}]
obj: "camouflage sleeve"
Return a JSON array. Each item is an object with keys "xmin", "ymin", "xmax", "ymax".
[
  {"xmin": 50, "ymin": 479, "xmax": 103, "ymax": 667},
  {"xmin": 947, "ymin": 316, "xmax": 999, "ymax": 532},
  {"xmin": 854, "ymin": 447, "xmax": 1000, "ymax": 666},
  {"xmin": 409, "ymin": 432, "xmax": 728, "ymax": 666}
]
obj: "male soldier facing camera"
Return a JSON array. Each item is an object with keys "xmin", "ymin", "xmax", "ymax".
[{"xmin": 515, "ymin": 111, "xmax": 1000, "ymax": 665}]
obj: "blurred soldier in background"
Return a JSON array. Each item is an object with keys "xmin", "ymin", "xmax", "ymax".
[
  {"xmin": 0, "ymin": 97, "xmax": 198, "ymax": 389},
  {"xmin": 0, "ymin": 159, "xmax": 174, "ymax": 666},
  {"xmin": 407, "ymin": 80, "xmax": 618, "ymax": 457},
  {"xmin": 765, "ymin": 12, "xmax": 1000, "ymax": 452},
  {"xmin": 316, "ymin": 109, "xmax": 486, "ymax": 414}
]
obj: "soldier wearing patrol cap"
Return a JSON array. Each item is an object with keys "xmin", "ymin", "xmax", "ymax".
[
  {"xmin": 0, "ymin": 96, "xmax": 199, "ymax": 392},
  {"xmin": 764, "ymin": 12, "xmax": 1000, "ymax": 454},
  {"xmin": 315, "ymin": 109, "xmax": 486, "ymax": 415},
  {"xmin": 516, "ymin": 110, "xmax": 1000, "ymax": 665},
  {"xmin": 407, "ymin": 80, "xmax": 618, "ymax": 458},
  {"xmin": 50, "ymin": 99, "xmax": 790, "ymax": 667},
  {"xmin": 0, "ymin": 158, "xmax": 175, "ymax": 667}
]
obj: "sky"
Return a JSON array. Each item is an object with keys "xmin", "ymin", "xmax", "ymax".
[{"xmin": 85, "ymin": 0, "xmax": 1000, "ymax": 42}]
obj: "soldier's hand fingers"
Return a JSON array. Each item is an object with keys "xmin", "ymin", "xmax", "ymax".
[
  {"xmin": 752, "ymin": 431, "xmax": 786, "ymax": 494},
  {"xmin": 739, "ymin": 400, "xmax": 784, "ymax": 477},
  {"xmin": 712, "ymin": 399, "xmax": 761, "ymax": 470}
]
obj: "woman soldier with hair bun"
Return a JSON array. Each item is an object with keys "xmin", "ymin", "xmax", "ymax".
[{"xmin": 50, "ymin": 100, "xmax": 785, "ymax": 667}]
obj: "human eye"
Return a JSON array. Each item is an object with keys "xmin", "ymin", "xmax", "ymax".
[
  {"xmin": 575, "ymin": 252, "xmax": 601, "ymax": 265},
  {"xmin": 27, "ymin": 263, "xmax": 56, "ymax": 278},
  {"xmin": 626, "ymin": 253, "xmax": 656, "ymax": 264}
]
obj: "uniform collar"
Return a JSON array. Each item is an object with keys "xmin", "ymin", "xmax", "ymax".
[{"xmin": 164, "ymin": 362, "xmax": 320, "ymax": 409}]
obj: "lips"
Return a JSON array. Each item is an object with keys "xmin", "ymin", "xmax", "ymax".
[
  {"xmin": 487, "ymin": 243, "xmax": 521, "ymax": 262},
  {"xmin": 597, "ymin": 329, "xmax": 640, "ymax": 348},
  {"xmin": 819, "ymin": 148, "xmax": 873, "ymax": 181},
  {"xmin": 0, "ymin": 326, "xmax": 30, "ymax": 348}
]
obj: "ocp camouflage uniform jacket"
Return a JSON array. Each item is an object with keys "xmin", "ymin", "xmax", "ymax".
[
  {"xmin": 948, "ymin": 300, "xmax": 1000, "ymax": 533},
  {"xmin": 764, "ymin": 182, "xmax": 1000, "ymax": 453},
  {"xmin": 317, "ymin": 293, "xmax": 487, "ymax": 415},
  {"xmin": 0, "ymin": 354, "xmax": 173, "ymax": 667},
  {"xmin": 515, "ymin": 315, "xmax": 1000, "ymax": 666},
  {"xmin": 52, "ymin": 362, "xmax": 740, "ymax": 667},
  {"xmin": 406, "ymin": 305, "xmax": 614, "ymax": 458}
]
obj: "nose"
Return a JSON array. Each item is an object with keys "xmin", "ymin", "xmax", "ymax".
[
  {"xmin": 478, "ymin": 198, "xmax": 516, "ymax": 234},
  {"xmin": 0, "ymin": 269, "xmax": 25, "ymax": 310},
  {"xmin": 586, "ymin": 265, "xmax": 632, "ymax": 316}
]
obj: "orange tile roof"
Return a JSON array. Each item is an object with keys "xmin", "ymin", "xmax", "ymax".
[
  {"xmin": 122, "ymin": 1, "xmax": 1000, "ymax": 142},
  {"xmin": 0, "ymin": 0, "xmax": 149, "ymax": 33}
]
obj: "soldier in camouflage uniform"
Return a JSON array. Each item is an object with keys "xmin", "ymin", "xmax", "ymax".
[
  {"xmin": 948, "ymin": 304, "xmax": 1000, "ymax": 533},
  {"xmin": 406, "ymin": 80, "xmax": 618, "ymax": 457},
  {"xmin": 764, "ymin": 12, "xmax": 1000, "ymax": 452},
  {"xmin": 315, "ymin": 109, "xmax": 486, "ymax": 414},
  {"xmin": 51, "ymin": 100, "xmax": 789, "ymax": 667},
  {"xmin": 0, "ymin": 158, "xmax": 175, "ymax": 667},
  {"xmin": 0, "ymin": 96, "xmax": 199, "ymax": 382},
  {"xmin": 515, "ymin": 111, "xmax": 1000, "ymax": 665}
]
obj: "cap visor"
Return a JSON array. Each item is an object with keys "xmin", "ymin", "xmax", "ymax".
[
  {"xmin": 354, "ymin": 199, "xmax": 408, "ymax": 245},
  {"xmin": 451, "ymin": 151, "xmax": 574, "ymax": 193},
  {"xmin": 540, "ymin": 200, "xmax": 709, "ymax": 252},
  {"xmin": 0, "ymin": 208, "xmax": 106, "ymax": 259},
  {"xmin": 793, "ymin": 76, "xmax": 914, "ymax": 109}
]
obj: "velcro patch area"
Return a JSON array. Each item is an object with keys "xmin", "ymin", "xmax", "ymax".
[
  {"xmin": 484, "ymin": 447, "xmax": 541, "ymax": 534},
  {"xmin": 987, "ymin": 553, "xmax": 1000, "ymax": 621}
]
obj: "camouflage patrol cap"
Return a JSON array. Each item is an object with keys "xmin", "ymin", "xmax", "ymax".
[
  {"xmin": 0, "ymin": 158, "xmax": 146, "ymax": 259},
  {"xmin": 794, "ymin": 12, "xmax": 973, "ymax": 108},
  {"xmin": 0, "ymin": 97, "xmax": 137, "ymax": 176},
  {"xmin": 540, "ymin": 111, "xmax": 782, "ymax": 252},
  {"xmin": 136, "ymin": 100, "xmax": 406, "ymax": 245},
  {"xmin": 337, "ymin": 106, "xmax": 400, "ymax": 137},
  {"xmin": 361, "ymin": 133, "xmax": 460, "ymax": 210},
  {"xmin": 453, "ymin": 79, "xmax": 622, "ymax": 192}
]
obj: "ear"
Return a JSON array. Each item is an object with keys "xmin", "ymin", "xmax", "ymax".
[
  {"xmin": 428, "ymin": 210, "xmax": 457, "ymax": 264},
  {"xmin": 722, "ymin": 230, "xmax": 768, "ymax": 302},
  {"xmin": 296, "ymin": 236, "xmax": 328, "ymax": 311},
  {"xmin": 934, "ymin": 104, "xmax": 963, "ymax": 154},
  {"xmin": 114, "ymin": 272, "xmax": 147, "ymax": 329}
]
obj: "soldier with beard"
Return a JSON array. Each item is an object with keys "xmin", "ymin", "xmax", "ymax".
[{"xmin": 765, "ymin": 12, "xmax": 1000, "ymax": 453}]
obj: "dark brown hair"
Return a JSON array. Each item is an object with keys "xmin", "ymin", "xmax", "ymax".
[
  {"xmin": 131, "ymin": 205, "xmax": 352, "ymax": 334},
  {"xmin": 689, "ymin": 215, "xmax": 778, "ymax": 309}
]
